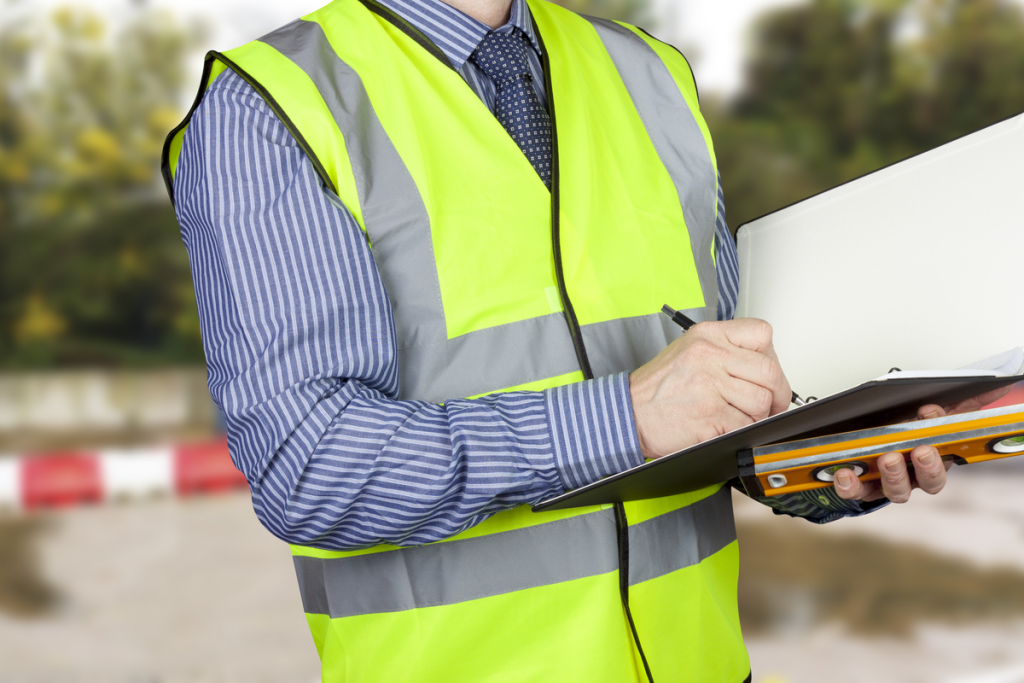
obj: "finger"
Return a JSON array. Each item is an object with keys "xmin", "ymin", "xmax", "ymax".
[
  {"xmin": 910, "ymin": 445, "xmax": 946, "ymax": 494},
  {"xmin": 877, "ymin": 451, "xmax": 913, "ymax": 503},
  {"xmin": 858, "ymin": 481, "xmax": 889, "ymax": 502},
  {"xmin": 717, "ymin": 374, "xmax": 774, "ymax": 422},
  {"xmin": 834, "ymin": 471, "xmax": 888, "ymax": 501},
  {"xmin": 718, "ymin": 347, "xmax": 792, "ymax": 416},
  {"xmin": 833, "ymin": 467, "xmax": 868, "ymax": 500},
  {"xmin": 945, "ymin": 385, "xmax": 1014, "ymax": 415},
  {"xmin": 917, "ymin": 404, "xmax": 946, "ymax": 420},
  {"xmin": 714, "ymin": 402, "xmax": 759, "ymax": 438},
  {"xmin": 716, "ymin": 318, "xmax": 776, "ymax": 354}
]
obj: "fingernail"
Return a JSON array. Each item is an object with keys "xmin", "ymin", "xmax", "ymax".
[
  {"xmin": 923, "ymin": 410, "xmax": 940, "ymax": 419},
  {"xmin": 885, "ymin": 458, "xmax": 902, "ymax": 474},
  {"xmin": 835, "ymin": 470, "xmax": 852, "ymax": 487},
  {"xmin": 918, "ymin": 450, "xmax": 936, "ymax": 466}
]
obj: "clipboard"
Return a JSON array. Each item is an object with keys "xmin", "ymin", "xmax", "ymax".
[{"xmin": 532, "ymin": 373, "xmax": 1024, "ymax": 512}]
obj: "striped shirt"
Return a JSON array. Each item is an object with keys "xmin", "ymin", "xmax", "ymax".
[{"xmin": 172, "ymin": 0, "xmax": 874, "ymax": 551}]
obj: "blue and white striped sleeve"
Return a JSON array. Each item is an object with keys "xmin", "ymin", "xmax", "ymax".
[{"xmin": 172, "ymin": 70, "xmax": 642, "ymax": 551}]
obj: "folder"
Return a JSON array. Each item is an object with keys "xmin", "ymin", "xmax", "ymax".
[{"xmin": 734, "ymin": 112, "xmax": 1024, "ymax": 400}]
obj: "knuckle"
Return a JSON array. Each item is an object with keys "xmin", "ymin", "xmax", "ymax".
[
  {"xmin": 689, "ymin": 321, "xmax": 716, "ymax": 341},
  {"xmin": 919, "ymin": 473, "xmax": 945, "ymax": 494},
  {"xmin": 834, "ymin": 484, "xmax": 854, "ymax": 500},
  {"xmin": 889, "ymin": 487, "xmax": 912, "ymax": 504},
  {"xmin": 760, "ymin": 355, "xmax": 780, "ymax": 385},
  {"xmin": 754, "ymin": 387, "xmax": 773, "ymax": 415},
  {"xmin": 750, "ymin": 318, "xmax": 773, "ymax": 343},
  {"xmin": 698, "ymin": 394, "xmax": 722, "ymax": 419},
  {"xmin": 685, "ymin": 338, "xmax": 716, "ymax": 359}
]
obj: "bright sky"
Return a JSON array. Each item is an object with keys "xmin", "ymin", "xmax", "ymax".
[{"xmin": 15, "ymin": 0, "xmax": 804, "ymax": 97}]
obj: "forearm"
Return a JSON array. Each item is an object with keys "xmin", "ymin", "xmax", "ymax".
[{"xmin": 247, "ymin": 373, "xmax": 638, "ymax": 549}]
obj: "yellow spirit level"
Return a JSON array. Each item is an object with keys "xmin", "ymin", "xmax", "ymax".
[{"xmin": 740, "ymin": 404, "xmax": 1024, "ymax": 497}]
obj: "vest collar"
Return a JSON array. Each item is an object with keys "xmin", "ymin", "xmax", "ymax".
[{"xmin": 374, "ymin": 0, "xmax": 543, "ymax": 70}]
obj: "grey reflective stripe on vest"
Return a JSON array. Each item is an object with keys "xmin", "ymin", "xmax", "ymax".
[
  {"xmin": 581, "ymin": 313, "xmax": 682, "ymax": 380},
  {"xmin": 259, "ymin": 20, "xmax": 449, "ymax": 354},
  {"xmin": 628, "ymin": 485, "xmax": 735, "ymax": 585},
  {"xmin": 586, "ymin": 17, "xmax": 719, "ymax": 323},
  {"xmin": 259, "ymin": 19, "xmax": 715, "ymax": 402},
  {"xmin": 404, "ymin": 312, "xmax": 580, "ymax": 401},
  {"xmin": 293, "ymin": 486, "xmax": 735, "ymax": 619},
  {"xmin": 408, "ymin": 312, "xmax": 680, "ymax": 402}
]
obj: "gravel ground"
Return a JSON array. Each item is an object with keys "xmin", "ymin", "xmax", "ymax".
[
  {"xmin": 0, "ymin": 494, "xmax": 318, "ymax": 683},
  {"xmin": 2, "ymin": 470, "xmax": 1023, "ymax": 683},
  {"xmin": 737, "ymin": 470, "xmax": 1024, "ymax": 683}
]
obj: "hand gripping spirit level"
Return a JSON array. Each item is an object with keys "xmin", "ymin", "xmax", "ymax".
[{"xmin": 738, "ymin": 403, "xmax": 1024, "ymax": 497}]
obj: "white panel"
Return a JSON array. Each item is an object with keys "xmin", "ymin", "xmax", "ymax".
[
  {"xmin": 79, "ymin": 372, "xmax": 128, "ymax": 429},
  {"xmin": 0, "ymin": 458, "xmax": 21, "ymax": 511},
  {"xmin": 135, "ymin": 373, "xmax": 191, "ymax": 427},
  {"xmin": 23, "ymin": 374, "xmax": 78, "ymax": 430},
  {"xmin": 100, "ymin": 448, "xmax": 174, "ymax": 500},
  {"xmin": 737, "ymin": 113, "xmax": 1024, "ymax": 400},
  {"xmin": 0, "ymin": 377, "xmax": 25, "ymax": 430}
]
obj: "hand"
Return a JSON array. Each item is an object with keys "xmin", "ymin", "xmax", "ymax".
[
  {"xmin": 834, "ymin": 385, "xmax": 1014, "ymax": 503},
  {"xmin": 629, "ymin": 318, "xmax": 792, "ymax": 459}
]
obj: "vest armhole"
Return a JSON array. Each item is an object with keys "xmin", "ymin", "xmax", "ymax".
[
  {"xmin": 161, "ymin": 49, "xmax": 338, "ymax": 203},
  {"xmin": 357, "ymin": 0, "xmax": 457, "ymax": 73},
  {"xmin": 632, "ymin": 25, "xmax": 700, "ymax": 105},
  {"xmin": 161, "ymin": 51, "xmax": 219, "ymax": 204},
  {"xmin": 211, "ymin": 50, "xmax": 338, "ymax": 198}
]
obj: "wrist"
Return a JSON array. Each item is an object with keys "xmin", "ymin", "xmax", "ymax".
[{"xmin": 628, "ymin": 370, "xmax": 655, "ymax": 460}]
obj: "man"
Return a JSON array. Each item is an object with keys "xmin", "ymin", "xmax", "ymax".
[{"xmin": 163, "ymin": 0, "xmax": 982, "ymax": 680}]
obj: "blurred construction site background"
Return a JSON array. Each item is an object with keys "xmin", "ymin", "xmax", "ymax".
[{"xmin": 3, "ymin": 0, "xmax": 1024, "ymax": 681}]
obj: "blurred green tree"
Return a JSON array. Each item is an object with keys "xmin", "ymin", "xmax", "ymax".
[
  {"xmin": 7, "ymin": 0, "xmax": 1022, "ymax": 367},
  {"xmin": 710, "ymin": 0, "xmax": 1024, "ymax": 231},
  {"xmin": 0, "ymin": 5, "xmax": 205, "ymax": 368},
  {"xmin": 0, "ymin": 0, "xmax": 654, "ymax": 371}
]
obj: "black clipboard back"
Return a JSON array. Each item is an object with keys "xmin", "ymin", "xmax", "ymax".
[{"xmin": 533, "ymin": 374, "xmax": 1024, "ymax": 512}]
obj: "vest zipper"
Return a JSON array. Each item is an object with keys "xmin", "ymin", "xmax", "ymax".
[
  {"xmin": 536, "ymin": 24, "xmax": 655, "ymax": 683},
  {"xmin": 536, "ymin": 26, "xmax": 594, "ymax": 382}
]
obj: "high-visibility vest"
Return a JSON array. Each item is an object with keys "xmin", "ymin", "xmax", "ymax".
[{"xmin": 164, "ymin": 1, "xmax": 750, "ymax": 681}]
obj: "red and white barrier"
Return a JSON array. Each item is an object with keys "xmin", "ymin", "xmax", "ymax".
[
  {"xmin": 0, "ymin": 437, "xmax": 248, "ymax": 512},
  {"xmin": 5, "ymin": 385, "xmax": 1021, "ymax": 513}
]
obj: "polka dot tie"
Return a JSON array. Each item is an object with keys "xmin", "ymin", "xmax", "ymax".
[{"xmin": 470, "ymin": 29, "xmax": 553, "ymax": 188}]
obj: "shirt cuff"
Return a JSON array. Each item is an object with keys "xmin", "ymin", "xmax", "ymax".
[
  {"xmin": 746, "ymin": 483, "xmax": 890, "ymax": 524},
  {"xmin": 544, "ymin": 373, "xmax": 644, "ymax": 491}
]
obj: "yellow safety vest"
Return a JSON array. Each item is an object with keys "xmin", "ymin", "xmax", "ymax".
[{"xmin": 164, "ymin": 1, "xmax": 750, "ymax": 681}]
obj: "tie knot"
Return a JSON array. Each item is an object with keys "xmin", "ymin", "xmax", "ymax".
[{"xmin": 470, "ymin": 30, "xmax": 531, "ymax": 89}]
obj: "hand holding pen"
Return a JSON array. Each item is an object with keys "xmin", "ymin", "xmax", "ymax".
[
  {"xmin": 628, "ymin": 308, "xmax": 794, "ymax": 459},
  {"xmin": 661, "ymin": 305, "xmax": 808, "ymax": 407}
]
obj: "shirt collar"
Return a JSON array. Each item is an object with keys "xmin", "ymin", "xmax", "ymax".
[{"xmin": 374, "ymin": 0, "xmax": 543, "ymax": 70}]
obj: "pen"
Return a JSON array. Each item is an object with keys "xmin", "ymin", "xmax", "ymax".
[{"xmin": 661, "ymin": 305, "xmax": 808, "ymax": 408}]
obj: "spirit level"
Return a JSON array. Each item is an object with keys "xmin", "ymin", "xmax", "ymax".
[{"xmin": 739, "ymin": 404, "xmax": 1024, "ymax": 497}]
